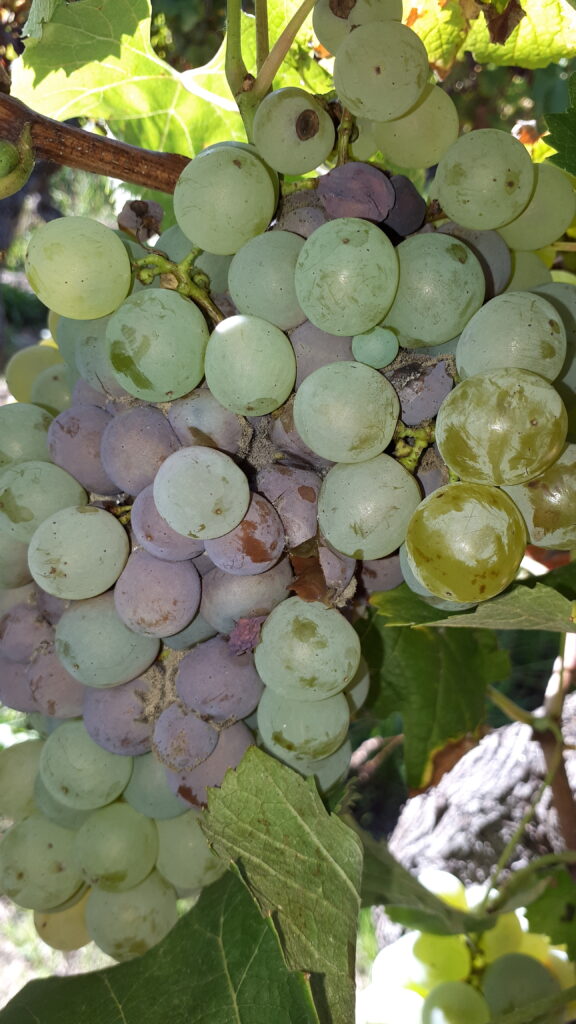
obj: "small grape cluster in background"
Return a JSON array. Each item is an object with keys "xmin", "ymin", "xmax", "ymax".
[
  {"xmin": 1, "ymin": 0, "xmax": 576, "ymax": 971},
  {"xmin": 358, "ymin": 869, "xmax": 576, "ymax": 1024}
]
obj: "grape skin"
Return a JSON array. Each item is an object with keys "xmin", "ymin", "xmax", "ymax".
[
  {"xmin": 176, "ymin": 635, "xmax": 264, "ymax": 722},
  {"xmin": 113, "ymin": 549, "xmax": 201, "ymax": 637}
]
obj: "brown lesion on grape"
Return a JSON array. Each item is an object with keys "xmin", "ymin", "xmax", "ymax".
[{"xmin": 295, "ymin": 110, "xmax": 320, "ymax": 141}]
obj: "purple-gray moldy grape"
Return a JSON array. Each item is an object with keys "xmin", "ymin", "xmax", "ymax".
[
  {"xmin": 269, "ymin": 397, "xmax": 334, "ymax": 469},
  {"xmin": 384, "ymin": 360, "xmax": 453, "ymax": 426},
  {"xmin": 131, "ymin": 484, "xmax": 205, "ymax": 562},
  {"xmin": 167, "ymin": 388, "xmax": 245, "ymax": 455},
  {"xmin": 204, "ymin": 493, "xmax": 285, "ymax": 576},
  {"xmin": 165, "ymin": 721, "xmax": 254, "ymax": 808},
  {"xmin": 100, "ymin": 406, "xmax": 181, "ymax": 495},
  {"xmin": 358, "ymin": 552, "xmax": 403, "ymax": 596},
  {"xmin": 26, "ymin": 645, "xmax": 85, "ymax": 718},
  {"xmin": 289, "ymin": 321, "xmax": 354, "ymax": 389},
  {"xmin": 200, "ymin": 557, "xmax": 294, "ymax": 635},
  {"xmin": 437, "ymin": 222, "xmax": 511, "ymax": 298},
  {"xmin": 0, "ymin": 655, "xmax": 39, "ymax": 712},
  {"xmin": 318, "ymin": 162, "xmax": 396, "ymax": 221},
  {"xmin": 34, "ymin": 589, "xmax": 70, "ymax": 625},
  {"xmin": 273, "ymin": 204, "xmax": 328, "ymax": 238},
  {"xmin": 256, "ymin": 464, "xmax": 321, "ymax": 548},
  {"xmin": 83, "ymin": 675, "xmax": 153, "ymax": 756},
  {"xmin": 381, "ymin": 175, "xmax": 427, "ymax": 238},
  {"xmin": 152, "ymin": 702, "xmax": 219, "ymax": 773},
  {"xmin": 0, "ymin": 604, "xmax": 53, "ymax": 663},
  {"xmin": 318, "ymin": 539, "xmax": 356, "ymax": 592},
  {"xmin": 114, "ymin": 549, "xmax": 201, "ymax": 637},
  {"xmin": 71, "ymin": 378, "xmax": 111, "ymax": 410},
  {"xmin": 176, "ymin": 635, "xmax": 264, "ymax": 722},
  {"xmin": 48, "ymin": 405, "xmax": 121, "ymax": 496}
]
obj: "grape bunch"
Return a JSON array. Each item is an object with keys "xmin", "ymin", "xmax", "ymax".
[
  {"xmin": 358, "ymin": 869, "xmax": 576, "ymax": 1024},
  {"xmin": 1, "ymin": 0, "xmax": 576, "ymax": 964}
]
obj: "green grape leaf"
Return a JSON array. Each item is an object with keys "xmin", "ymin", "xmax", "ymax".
[
  {"xmin": 202, "ymin": 747, "xmax": 363, "ymax": 1024},
  {"xmin": 404, "ymin": 0, "xmax": 470, "ymax": 77},
  {"xmin": 426, "ymin": 582, "xmax": 576, "ymax": 633},
  {"xmin": 21, "ymin": 0, "xmax": 65, "ymax": 42},
  {"xmin": 370, "ymin": 583, "xmax": 460, "ymax": 626},
  {"xmin": 10, "ymin": 0, "xmax": 245, "ymax": 156},
  {"xmin": 0, "ymin": 873, "xmax": 319, "ymax": 1024},
  {"xmin": 357, "ymin": 610, "xmax": 508, "ymax": 787},
  {"xmin": 355, "ymin": 824, "xmax": 496, "ymax": 934},
  {"xmin": 464, "ymin": 0, "xmax": 576, "ymax": 68},
  {"xmin": 525, "ymin": 869, "xmax": 576, "ymax": 960},
  {"xmin": 546, "ymin": 72, "xmax": 576, "ymax": 177}
]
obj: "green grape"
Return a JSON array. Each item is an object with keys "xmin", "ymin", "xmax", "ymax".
[
  {"xmin": 350, "ymin": 118, "xmax": 380, "ymax": 162},
  {"xmin": 198, "ymin": 140, "xmax": 281, "ymax": 205},
  {"xmin": 404, "ymin": 482, "xmax": 527, "ymax": 603},
  {"xmin": 0, "ymin": 738, "xmax": 43, "ymax": 821},
  {"xmin": 25, "ymin": 216, "xmax": 132, "ymax": 320},
  {"xmin": 505, "ymin": 251, "xmax": 552, "ymax": 291},
  {"xmin": 155, "ymin": 224, "xmax": 233, "ymax": 294},
  {"xmin": 317, "ymin": 454, "xmax": 422, "ymax": 559},
  {"xmin": 30, "ymin": 362, "xmax": 74, "ymax": 415},
  {"xmin": 54, "ymin": 591, "xmax": 160, "ymax": 687},
  {"xmin": 85, "ymin": 869, "xmax": 178, "ymax": 960},
  {"xmin": 421, "ymin": 981, "xmax": 490, "ymax": 1024},
  {"xmin": 371, "ymin": 933, "xmax": 420, "ymax": 989},
  {"xmin": 293, "ymin": 361, "xmax": 399, "ymax": 462},
  {"xmin": 204, "ymin": 314, "xmax": 296, "ymax": 415},
  {"xmin": 409, "ymin": 933, "xmax": 472, "ymax": 991},
  {"xmin": 345, "ymin": 657, "xmax": 370, "ymax": 714},
  {"xmin": 155, "ymin": 810, "xmax": 225, "ymax": 891},
  {"xmin": 333, "ymin": 22, "xmax": 429, "ymax": 122},
  {"xmin": 417, "ymin": 869, "xmax": 468, "ymax": 911},
  {"xmin": 153, "ymin": 446, "xmax": 250, "ymax": 540},
  {"xmin": 435, "ymin": 368, "xmax": 568, "ymax": 485},
  {"xmin": 74, "ymin": 803, "xmax": 158, "ymax": 891},
  {"xmin": 0, "ymin": 531, "xmax": 31, "ymax": 587},
  {"xmin": 292, "ymin": 739, "xmax": 352, "ymax": 795},
  {"xmin": 173, "ymin": 146, "xmax": 277, "ymax": 255},
  {"xmin": 357, "ymin": 982, "xmax": 424, "ymax": 1024},
  {"xmin": 0, "ymin": 811, "xmax": 83, "ymax": 910},
  {"xmin": 105, "ymin": 288, "xmax": 208, "ymax": 402},
  {"xmin": 479, "ymin": 912, "xmax": 523, "ymax": 963},
  {"xmin": 0, "ymin": 460, "xmax": 88, "ymax": 543},
  {"xmin": 294, "ymin": 218, "xmax": 399, "ymax": 336},
  {"xmin": 499, "ymin": 163, "xmax": 576, "ymax": 251},
  {"xmin": 123, "ymin": 751, "xmax": 187, "ymax": 819},
  {"xmin": 502, "ymin": 445, "xmax": 576, "ymax": 549},
  {"xmin": 34, "ymin": 888, "xmax": 91, "ymax": 951},
  {"xmin": 227, "ymin": 231, "xmax": 305, "ymax": 330},
  {"xmin": 5, "ymin": 343, "xmax": 64, "ymax": 403},
  {"xmin": 532, "ymin": 282, "xmax": 576, "ymax": 408},
  {"xmin": 254, "ymin": 596, "xmax": 361, "ymax": 701},
  {"xmin": 432, "ymin": 130, "xmax": 535, "ymax": 230},
  {"xmin": 518, "ymin": 931, "xmax": 551, "ymax": 962},
  {"xmin": 59, "ymin": 314, "xmax": 120, "ymax": 395},
  {"xmin": 0, "ymin": 403, "xmax": 53, "ymax": 470},
  {"xmin": 252, "ymin": 87, "xmax": 336, "ymax": 175},
  {"xmin": 382, "ymin": 234, "xmax": 485, "ymax": 348},
  {"xmin": 351, "ymin": 327, "xmax": 399, "ymax": 369},
  {"xmin": 456, "ymin": 291, "xmax": 566, "ymax": 381},
  {"xmin": 312, "ymin": 0, "xmax": 402, "ymax": 55},
  {"xmin": 257, "ymin": 687, "xmax": 350, "ymax": 763},
  {"xmin": 28, "ymin": 506, "xmax": 130, "ymax": 599},
  {"xmin": 33, "ymin": 773, "xmax": 91, "ymax": 830},
  {"xmin": 481, "ymin": 953, "xmax": 562, "ymax": 1021},
  {"xmin": 39, "ymin": 720, "xmax": 133, "ymax": 811},
  {"xmin": 374, "ymin": 85, "xmax": 459, "ymax": 170}
]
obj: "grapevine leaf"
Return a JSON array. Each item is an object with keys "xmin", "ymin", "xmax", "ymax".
[
  {"xmin": 0, "ymin": 872, "xmax": 319, "ymax": 1024},
  {"xmin": 370, "ymin": 583, "xmax": 458, "ymax": 627},
  {"xmin": 21, "ymin": 0, "xmax": 65, "ymax": 43},
  {"xmin": 404, "ymin": 0, "xmax": 470, "ymax": 77},
  {"xmin": 355, "ymin": 824, "xmax": 496, "ymax": 934},
  {"xmin": 427, "ymin": 582, "xmax": 576, "ymax": 632},
  {"xmin": 546, "ymin": 72, "xmax": 576, "ymax": 176},
  {"xmin": 464, "ymin": 0, "xmax": 576, "ymax": 69},
  {"xmin": 525, "ymin": 869, "xmax": 576, "ymax": 960},
  {"xmin": 10, "ymin": 0, "xmax": 245, "ymax": 156},
  {"xmin": 202, "ymin": 747, "xmax": 363, "ymax": 1024},
  {"xmin": 357, "ymin": 610, "xmax": 507, "ymax": 787},
  {"xmin": 487, "ymin": 985, "xmax": 576, "ymax": 1024}
]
